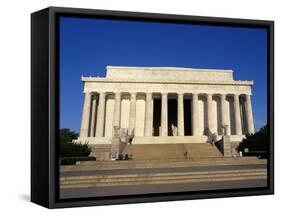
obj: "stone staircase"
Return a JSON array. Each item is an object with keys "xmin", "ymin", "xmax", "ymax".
[
  {"xmin": 60, "ymin": 167, "xmax": 267, "ymax": 189},
  {"xmin": 61, "ymin": 157, "xmax": 265, "ymax": 172},
  {"xmin": 60, "ymin": 156, "xmax": 267, "ymax": 198},
  {"xmin": 122, "ymin": 144, "xmax": 187, "ymax": 160},
  {"xmin": 121, "ymin": 143, "xmax": 222, "ymax": 160},
  {"xmin": 184, "ymin": 143, "xmax": 222, "ymax": 158}
]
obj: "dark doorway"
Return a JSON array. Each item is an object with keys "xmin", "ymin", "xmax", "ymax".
[
  {"xmin": 168, "ymin": 99, "xmax": 177, "ymax": 136},
  {"xmin": 153, "ymin": 99, "xmax": 161, "ymax": 136},
  {"xmin": 184, "ymin": 99, "xmax": 192, "ymax": 135}
]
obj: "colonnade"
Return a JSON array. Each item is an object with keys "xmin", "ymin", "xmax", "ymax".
[{"xmin": 80, "ymin": 92, "xmax": 254, "ymax": 138}]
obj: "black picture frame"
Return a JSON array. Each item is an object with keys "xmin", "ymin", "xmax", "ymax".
[{"xmin": 31, "ymin": 6, "xmax": 274, "ymax": 209}]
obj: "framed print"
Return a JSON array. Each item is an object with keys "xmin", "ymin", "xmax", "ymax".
[{"xmin": 31, "ymin": 6, "xmax": 274, "ymax": 208}]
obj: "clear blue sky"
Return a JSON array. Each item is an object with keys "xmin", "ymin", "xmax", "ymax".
[{"xmin": 60, "ymin": 16, "xmax": 267, "ymax": 133}]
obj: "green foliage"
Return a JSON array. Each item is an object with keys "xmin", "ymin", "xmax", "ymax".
[
  {"xmin": 59, "ymin": 128, "xmax": 91, "ymax": 157},
  {"xmin": 60, "ymin": 142, "xmax": 91, "ymax": 157},
  {"xmin": 61, "ymin": 156, "xmax": 96, "ymax": 165},
  {"xmin": 237, "ymin": 125, "xmax": 268, "ymax": 157},
  {"xmin": 60, "ymin": 128, "xmax": 79, "ymax": 145}
]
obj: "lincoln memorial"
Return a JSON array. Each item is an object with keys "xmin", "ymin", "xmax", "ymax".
[{"xmin": 76, "ymin": 66, "xmax": 254, "ymax": 159}]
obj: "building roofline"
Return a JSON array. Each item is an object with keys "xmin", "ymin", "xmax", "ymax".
[
  {"xmin": 106, "ymin": 65, "xmax": 234, "ymax": 73},
  {"xmin": 81, "ymin": 76, "xmax": 253, "ymax": 86}
]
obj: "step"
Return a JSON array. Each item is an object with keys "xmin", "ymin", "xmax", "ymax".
[
  {"xmin": 61, "ymin": 157, "xmax": 266, "ymax": 172},
  {"xmin": 60, "ymin": 169, "xmax": 267, "ymax": 188},
  {"xmin": 121, "ymin": 143, "xmax": 222, "ymax": 160},
  {"xmin": 122, "ymin": 144, "xmax": 187, "ymax": 160}
]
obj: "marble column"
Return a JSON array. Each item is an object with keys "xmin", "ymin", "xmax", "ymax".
[
  {"xmin": 220, "ymin": 94, "xmax": 229, "ymax": 135},
  {"xmin": 161, "ymin": 93, "xmax": 168, "ymax": 136},
  {"xmin": 95, "ymin": 92, "xmax": 106, "ymax": 137},
  {"xmin": 234, "ymin": 94, "xmax": 242, "ymax": 135},
  {"xmin": 89, "ymin": 94, "xmax": 97, "ymax": 137},
  {"xmin": 113, "ymin": 92, "xmax": 121, "ymax": 127},
  {"xmin": 192, "ymin": 93, "xmax": 199, "ymax": 136},
  {"xmin": 129, "ymin": 92, "xmax": 137, "ymax": 134},
  {"xmin": 245, "ymin": 94, "xmax": 255, "ymax": 134},
  {"xmin": 177, "ymin": 93, "xmax": 185, "ymax": 136},
  {"xmin": 145, "ymin": 92, "xmax": 153, "ymax": 136},
  {"xmin": 80, "ymin": 92, "xmax": 92, "ymax": 137},
  {"xmin": 207, "ymin": 94, "xmax": 214, "ymax": 133}
]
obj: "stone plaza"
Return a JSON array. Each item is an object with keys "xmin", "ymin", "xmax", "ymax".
[{"xmin": 76, "ymin": 66, "xmax": 255, "ymax": 160}]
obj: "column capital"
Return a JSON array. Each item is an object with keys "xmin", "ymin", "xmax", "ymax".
[
  {"xmin": 114, "ymin": 92, "xmax": 121, "ymax": 101},
  {"xmin": 177, "ymin": 92, "xmax": 184, "ymax": 96},
  {"xmin": 130, "ymin": 92, "xmax": 137, "ymax": 99},
  {"xmin": 84, "ymin": 91, "xmax": 93, "ymax": 95},
  {"xmin": 192, "ymin": 93, "xmax": 199, "ymax": 98},
  {"xmin": 146, "ymin": 92, "xmax": 153, "ymax": 97},
  {"xmin": 161, "ymin": 92, "xmax": 168, "ymax": 96},
  {"xmin": 234, "ymin": 94, "xmax": 240, "ymax": 99}
]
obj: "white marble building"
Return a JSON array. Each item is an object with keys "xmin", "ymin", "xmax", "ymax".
[{"xmin": 76, "ymin": 66, "xmax": 254, "ymax": 146}]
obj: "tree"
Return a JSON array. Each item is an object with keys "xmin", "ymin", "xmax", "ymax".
[
  {"xmin": 60, "ymin": 142, "xmax": 91, "ymax": 157},
  {"xmin": 60, "ymin": 128, "xmax": 79, "ymax": 145},
  {"xmin": 237, "ymin": 124, "xmax": 268, "ymax": 157},
  {"xmin": 59, "ymin": 128, "xmax": 91, "ymax": 157}
]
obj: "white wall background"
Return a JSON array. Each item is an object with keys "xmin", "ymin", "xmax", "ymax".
[{"xmin": 0, "ymin": 0, "xmax": 279, "ymax": 214}]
